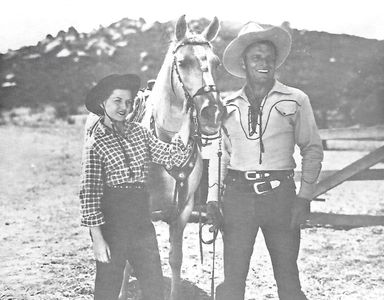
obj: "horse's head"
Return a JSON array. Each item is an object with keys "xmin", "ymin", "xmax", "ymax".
[{"xmin": 169, "ymin": 15, "xmax": 225, "ymax": 136}]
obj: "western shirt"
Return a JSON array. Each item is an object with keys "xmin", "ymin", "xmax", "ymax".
[
  {"xmin": 207, "ymin": 80, "xmax": 323, "ymax": 202},
  {"xmin": 80, "ymin": 120, "xmax": 191, "ymax": 227}
]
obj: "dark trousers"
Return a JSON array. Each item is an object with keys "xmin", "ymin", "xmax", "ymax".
[
  {"xmin": 216, "ymin": 178, "xmax": 308, "ymax": 300},
  {"xmin": 94, "ymin": 187, "xmax": 164, "ymax": 300}
]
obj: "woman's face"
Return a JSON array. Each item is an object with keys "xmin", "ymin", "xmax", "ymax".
[{"xmin": 103, "ymin": 89, "xmax": 134, "ymax": 122}]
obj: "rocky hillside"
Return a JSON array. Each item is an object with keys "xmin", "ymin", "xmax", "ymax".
[{"xmin": 0, "ymin": 17, "xmax": 383, "ymax": 128}]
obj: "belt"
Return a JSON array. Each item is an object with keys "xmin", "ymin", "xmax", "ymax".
[
  {"xmin": 226, "ymin": 169, "xmax": 294, "ymax": 195},
  {"xmin": 109, "ymin": 182, "xmax": 146, "ymax": 189}
]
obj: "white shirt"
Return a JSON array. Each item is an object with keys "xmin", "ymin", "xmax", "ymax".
[{"xmin": 207, "ymin": 80, "xmax": 323, "ymax": 201}]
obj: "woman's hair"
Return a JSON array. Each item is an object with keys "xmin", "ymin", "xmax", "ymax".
[{"xmin": 85, "ymin": 74, "xmax": 141, "ymax": 116}]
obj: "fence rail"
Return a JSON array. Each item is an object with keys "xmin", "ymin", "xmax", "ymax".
[
  {"xmin": 305, "ymin": 126, "xmax": 384, "ymax": 228},
  {"xmin": 319, "ymin": 125, "xmax": 384, "ymax": 141}
]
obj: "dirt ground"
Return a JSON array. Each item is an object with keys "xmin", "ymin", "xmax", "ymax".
[{"xmin": 0, "ymin": 122, "xmax": 383, "ymax": 300}]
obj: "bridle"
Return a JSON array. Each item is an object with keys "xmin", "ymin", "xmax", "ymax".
[{"xmin": 170, "ymin": 39, "xmax": 219, "ymax": 141}]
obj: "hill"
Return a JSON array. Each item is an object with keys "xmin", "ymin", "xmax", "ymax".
[{"xmin": 0, "ymin": 17, "xmax": 383, "ymax": 128}]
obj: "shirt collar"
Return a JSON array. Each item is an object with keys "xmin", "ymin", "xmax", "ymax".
[
  {"xmin": 270, "ymin": 80, "xmax": 292, "ymax": 95},
  {"xmin": 225, "ymin": 79, "xmax": 292, "ymax": 105},
  {"xmin": 94, "ymin": 118, "xmax": 132, "ymax": 137}
]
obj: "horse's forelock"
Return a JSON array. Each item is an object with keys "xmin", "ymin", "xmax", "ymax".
[{"xmin": 178, "ymin": 34, "xmax": 209, "ymax": 46}]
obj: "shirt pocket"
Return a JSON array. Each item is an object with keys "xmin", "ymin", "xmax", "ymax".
[{"xmin": 275, "ymin": 100, "xmax": 299, "ymax": 117}]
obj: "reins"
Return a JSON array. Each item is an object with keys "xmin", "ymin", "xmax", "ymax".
[{"xmin": 198, "ymin": 129, "xmax": 223, "ymax": 300}]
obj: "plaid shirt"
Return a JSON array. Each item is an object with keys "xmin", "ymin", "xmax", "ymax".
[{"xmin": 80, "ymin": 120, "xmax": 191, "ymax": 227}]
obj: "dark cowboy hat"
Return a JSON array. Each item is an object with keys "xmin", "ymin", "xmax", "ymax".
[
  {"xmin": 85, "ymin": 74, "xmax": 141, "ymax": 116},
  {"xmin": 223, "ymin": 22, "xmax": 292, "ymax": 78}
]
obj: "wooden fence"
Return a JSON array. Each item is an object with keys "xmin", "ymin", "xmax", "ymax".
[{"xmin": 303, "ymin": 125, "xmax": 384, "ymax": 228}]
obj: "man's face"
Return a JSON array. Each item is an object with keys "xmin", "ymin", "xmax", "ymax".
[{"xmin": 243, "ymin": 42, "xmax": 276, "ymax": 84}]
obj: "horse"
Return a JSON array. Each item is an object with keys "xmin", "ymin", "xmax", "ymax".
[{"xmin": 119, "ymin": 15, "xmax": 224, "ymax": 300}]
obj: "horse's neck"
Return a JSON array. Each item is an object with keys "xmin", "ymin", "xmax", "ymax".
[{"xmin": 145, "ymin": 48, "xmax": 185, "ymax": 141}]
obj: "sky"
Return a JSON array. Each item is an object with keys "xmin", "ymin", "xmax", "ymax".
[{"xmin": 0, "ymin": 0, "xmax": 382, "ymax": 53}]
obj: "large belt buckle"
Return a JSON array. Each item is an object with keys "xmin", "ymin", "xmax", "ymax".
[
  {"xmin": 244, "ymin": 171, "xmax": 262, "ymax": 180},
  {"xmin": 253, "ymin": 181, "xmax": 267, "ymax": 194},
  {"xmin": 253, "ymin": 180, "xmax": 281, "ymax": 195}
]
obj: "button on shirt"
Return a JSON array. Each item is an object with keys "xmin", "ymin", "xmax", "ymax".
[
  {"xmin": 208, "ymin": 80, "xmax": 323, "ymax": 201},
  {"xmin": 80, "ymin": 120, "xmax": 191, "ymax": 227}
]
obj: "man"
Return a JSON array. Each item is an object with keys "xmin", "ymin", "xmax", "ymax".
[{"xmin": 206, "ymin": 22, "xmax": 323, "ymax": 300}]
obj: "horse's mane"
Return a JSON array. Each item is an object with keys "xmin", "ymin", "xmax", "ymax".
[
  {"xmin": 130, "ymin": 90, "xmax": 148, "ymax": 123},
  {"xmin": 148, "ymin": 41, "xmax": 175, "ymax": 107}
]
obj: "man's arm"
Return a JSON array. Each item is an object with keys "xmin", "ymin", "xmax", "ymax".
[
  {"xmin": 295, "ymin": 94, "xmax": 324, "ymax": 199},
  {"xmin": 290, "ymin": 94, "xmax": 323, "ymax": 229},
  {"xmin": 204, "ymin": 130, "xmax": 231, "ymax": 231}
]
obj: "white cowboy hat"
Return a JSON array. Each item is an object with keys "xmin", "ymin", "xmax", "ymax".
[{"xmin": 223, "ymin": 22, "xmax": 292, "ymax": 78}]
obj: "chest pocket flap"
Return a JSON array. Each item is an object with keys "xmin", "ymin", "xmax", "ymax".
[{"xmin": 275, "ymin": 100, "xmax": 299, "ymax": 116}]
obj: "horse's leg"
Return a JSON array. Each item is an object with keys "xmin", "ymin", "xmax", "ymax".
[
  {"xmin": 118, "ymin": 261, "xmax": 134, "ymax": 300},
  {"xmin": 168, "ymin": 195, "xmax": 194, "ymax": 300}
]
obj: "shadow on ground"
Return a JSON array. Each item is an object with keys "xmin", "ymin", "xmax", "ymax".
[{"xmin": 121, "ymin": 277, "xmax": 211, "ymax": 300}]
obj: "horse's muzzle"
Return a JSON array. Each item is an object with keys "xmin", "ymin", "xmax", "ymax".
[{"xmin": 199, "ymin": 102, "xmax": 224, "ymax": 135}]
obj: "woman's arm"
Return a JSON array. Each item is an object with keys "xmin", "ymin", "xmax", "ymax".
[
  {"xmin": 146, "ymin": 110, "xmax": 192, "ymax": 168},
  {"xmin": 79, "ymin": 141, "xmax": 105, "ymax": 227},
  {"xmin": 80, "ymin": 141, "xmax": 111, "ymax": 262}
]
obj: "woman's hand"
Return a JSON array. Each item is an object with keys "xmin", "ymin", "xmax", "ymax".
[{"xmin": 90, "ymin": 226, "xmax": 111, "ymax": 263}]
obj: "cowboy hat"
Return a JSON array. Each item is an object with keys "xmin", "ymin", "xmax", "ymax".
[
  {"xmin": 223, "ymin": 22, "xmax": 292, "ymax": 78},
  {"xmin": 85, "ymin": 74, "xmax": 141, "ymax": 116}
]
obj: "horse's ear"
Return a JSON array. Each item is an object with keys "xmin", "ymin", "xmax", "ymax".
[
  {"xmin": 175, "ymin": 15, "xmax": 187, "ymax": 41},
  {"xmin": 203, "ymin": 16, "xmax": 220, "ymax": 41}
]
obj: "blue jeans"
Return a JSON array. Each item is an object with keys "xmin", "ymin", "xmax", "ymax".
[
  {"xmin": 216, "ymin": 177, "xmax": 308, "ymax": 300},
  {"xmin": 93, "ymin": 187, "xmax": 164, "ymax": 300}
]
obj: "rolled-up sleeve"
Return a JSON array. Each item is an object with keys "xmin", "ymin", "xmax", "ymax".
[
  {"xmin": 295, "ymin": 94, "xmax": 324, "ymax": 197},
  {"xmin": 79, "ymin": 142, "xmax": 105, "ymax": 227},
  {"xmin": 144, "ymin": 128, "xmax": 192, "ymax": 168}
]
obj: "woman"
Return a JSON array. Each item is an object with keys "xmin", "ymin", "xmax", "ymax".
[{"xmin": 79, "ymin": 74, "xmax": 191, "ymax": 300}]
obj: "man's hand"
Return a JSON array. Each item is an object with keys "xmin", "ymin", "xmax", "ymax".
[
  {"xmin": 90, "ymin": 226, "xmax": 111, "ymax": 263},
  {"xmin": 206, "ymin": 201, "xmax": 223, "ymax": 232},
  {"xmin": 290, "ymin": 197, "xmax": 311, "ymax": 229}
]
